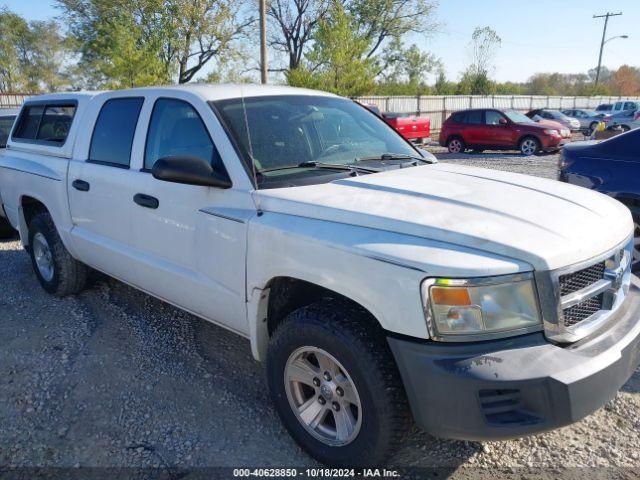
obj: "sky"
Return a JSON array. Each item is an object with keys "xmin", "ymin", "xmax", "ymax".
[{"xmin": 3, "ymin": 0, "xmax": 639, "ymax": 84}]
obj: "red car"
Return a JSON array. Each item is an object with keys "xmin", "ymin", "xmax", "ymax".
[
  {"xmin": 365, "ymin": 104, "xmax": 431, "ymax": 144},
  {"xmin": 439, "ymin": 108, "xmax": 570, "ymax": 156}
]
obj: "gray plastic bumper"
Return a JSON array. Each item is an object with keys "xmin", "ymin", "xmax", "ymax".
[{"xmin": 388, "ymin": 280, "xmax": 640, "ymax": 441}]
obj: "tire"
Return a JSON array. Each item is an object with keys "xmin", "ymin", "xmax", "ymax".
[
  {"xmin": 266, "ymin": 300, "xmax": 411, "ymax": 467},
  {"xmin": 589, "ymin": 122, "xmax": 599, "ymax": 134},
  {"xmin": 27, "ymin": 212, "xmax": 87, "ymax": 296},
  {"xmin": 0, "ymin": 215, "xmax": 16, "ymax": 239},
  {"xmin": 519, "ymin": 136, "xmax": 540, "ymax": 156},
  {"xmin": 446, "ymin": 137, "xmax": 465, "ymax": 154},
  {"xmin": 621, "ymin": 125, "xmax": 631, "ymax": 132}
]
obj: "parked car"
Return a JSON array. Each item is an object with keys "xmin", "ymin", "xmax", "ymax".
[
  {"xmin": 363, "ymin": 104, "xmax": 430, "ymax": 144},
  {"xmin": 605, "ymin": 109, "xmax": 640, "ymax": 131},
  {"xmin": 0, "ymin": 108, "xmax": 19, "ymax": 239},
  {"xmin": 561, "ymin": 108, "xmax": 610, "ymax": 134},
  {"xmin": 526, "ymin": 109, "xmax": 581, "ymax": 132},
  {"xmin": 439, "ymin": 108, "xmax": 571, "ymax": 155},
  {"xmin": 1, "ymin": 86, "xmax": 639, "ymax": 467},
  {"xmin": 559, "ymin": 129, "xmax": 640, "ymax": 267},
  {"xmin": 611, "ymin": 100, "xmax": 639, "ymax": 114},
  {"xmin": 596, "ymin": 103, "xmax": 613, "ymax": 112}
]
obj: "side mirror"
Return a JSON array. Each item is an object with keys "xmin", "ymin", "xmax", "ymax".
[
  {"xmin": 151, "ymin": 156, "xmax": 232, "ymax": 189},
  {"xmin": 499, "ymin": 118, "xmax": 508, "ymax": 125}
]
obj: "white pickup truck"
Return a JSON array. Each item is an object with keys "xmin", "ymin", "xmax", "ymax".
[{"xmin": 1, "ymin": 85, "xmax": 639, "ymax": 466}]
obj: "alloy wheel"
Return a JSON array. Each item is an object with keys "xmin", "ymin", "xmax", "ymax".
[
  {"xmin": 284, "ymin": 346, "xmax": 362, "ymax": 446},
  {"xmin": 33, "ymin": 232, "xmax": 54, "ymax": 282},
  {"xmin": 448, "ymin": 139, "xmax": 463, "ymax": 153},
  {"xmin": 521, "ymin": 138, "xmax": 538, "ymax": 156}
]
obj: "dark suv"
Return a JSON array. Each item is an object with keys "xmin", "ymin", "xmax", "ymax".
[{"xmin": 439, "ymin": 108, "xmax": 570, "ymax": 156}]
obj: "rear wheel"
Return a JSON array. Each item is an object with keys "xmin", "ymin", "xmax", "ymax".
[
  {"xmin": 589, "ymin": 122, "xmax": 599, "ymax": 134},
  {"xmin": 519, "ymin": 136, "xmax": 540, "ymax": 156},
  {"xmin": 267, "ymin": 300, "xmax": 411, "ymax": 467},
  {"xmin": 446, "ymin": 137, "xmax": 465, "ymax": 154},
  {"xmin": 27, "ymin": 212, "xmax": 88, "ymax": 296},
  {"xmin": 621, "ymin": 125, "xmax": 631, "ymax": 132},
  {"xmin": 0, "ymin": 216, "xmax": 16, "ymax": 239}
]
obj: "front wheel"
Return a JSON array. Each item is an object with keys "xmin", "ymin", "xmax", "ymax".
[
  {"xmin": 519, "ymin": 137, "xmax": 540, "ymax": 156},
  {"xmin": 629, "ymin": 206, "xmax": 640, "ymax": 272},
  {"xmin": 267, "ymin": 300, "xmax": 411, "ymax": 467}
]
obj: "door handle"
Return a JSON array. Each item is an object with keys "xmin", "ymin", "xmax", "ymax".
[
  {"xmin": 134, "ymin": 193, "xmax": 159, "ymax": 209},
  {"xmin": 72, "ymin": 179, "xmax": 90, "ymax": 192}
]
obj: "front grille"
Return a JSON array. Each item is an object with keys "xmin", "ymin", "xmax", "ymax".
[
  {"xmin": 559, "ymin": 261, "xmax": 605, "ymax": 296},
  {"xmin": 563, "ymin": 294, "xmax": 603, "ymax": 326}
]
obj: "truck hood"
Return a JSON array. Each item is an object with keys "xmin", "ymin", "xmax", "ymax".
[{"xmin": 255, "ymin": 164, "xmax": 633, "ymax": 271}]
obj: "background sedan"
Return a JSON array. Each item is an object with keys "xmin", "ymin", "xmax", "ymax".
[
  {"xmin": 526, "ymin": 109, "xmax": 581, "ymax": 132},
  {"xmin": 562, "ymin": 108, "xmax": 610, "ymax": 134}
]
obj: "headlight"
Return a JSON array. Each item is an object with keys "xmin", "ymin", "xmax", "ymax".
[
  {"xmin": 421, "ymin": 273, "xmax": 542, "ymax": 341},
  {"xmin": 543, "ymin": 129, "xmax": 560, "ymax": 136}
]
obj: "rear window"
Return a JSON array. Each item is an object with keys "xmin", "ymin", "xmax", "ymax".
[
  {"xmin": 12, "ymin": 103, "xmax": 76, "ymax": 145},
  {"xmin": 89, "ymin": 97, "xmax": 144, "ymax": 168},
  {"xmin": 0, "ymin": 115, "xmax": 16, "ymax": 148}
]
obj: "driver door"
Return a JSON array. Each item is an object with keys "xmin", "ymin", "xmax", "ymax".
[{"xmin": 129, "ymin": 96, "xmax": 251, "ymax": 333}]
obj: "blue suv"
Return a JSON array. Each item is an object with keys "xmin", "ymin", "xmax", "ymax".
[{"xmin": 559, "ymin": 129, "xmax": 640, "ymax": 267}]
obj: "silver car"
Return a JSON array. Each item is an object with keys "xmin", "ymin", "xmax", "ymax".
[
  {"xmin": 562, "ymin": 109, "xmax": 610, "ymax": 133},
  {"xmin": 0, "ymin": 108, "xmax": 18, "ymax": 238},
  {"xmin": 526, "ymin": 109, "xmax": 581, "ymax": 132},
  {"xmin": 606, "ymin": 109, "xmax": 640, "ymax": 132}
]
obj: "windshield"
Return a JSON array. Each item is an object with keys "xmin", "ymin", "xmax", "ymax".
[
  {"xmin": 503, "ymin": 110, "xmax": 534, "ymax": 124},
  {"xmin": 211, "ymin": 95, "xmax": 417, "ymax": 187}
]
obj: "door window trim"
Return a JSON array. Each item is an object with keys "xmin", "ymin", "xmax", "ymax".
[{"xmin": 87, "ymin": 96, "xmax": 145, "ymax": 170}]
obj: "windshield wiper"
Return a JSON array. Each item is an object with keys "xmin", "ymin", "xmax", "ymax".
[
  {"xmin": 356, "ymin": 152, "xmax": 433, "ymax": 164},
  {"xmin": 259, "ymin": 161, "xmax": 377, "ymax": 174}
]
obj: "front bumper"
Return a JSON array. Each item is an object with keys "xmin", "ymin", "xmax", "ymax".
[{"xmin": 388, "ymin": 278, "xmax": 640, "ymax": 441}]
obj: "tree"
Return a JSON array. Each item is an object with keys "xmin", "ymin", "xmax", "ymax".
[
  {"xmin": 609, "ymin": 65, "xmax": 640, "ymax": 96},
  {"xmin": 459, "ymin": 26, "xmax": 501, "ymax": 95},
  {"xmin": 0, "ymin": 9, "xmax": 70, "ymax": 92},
  {"xmin": 271, "ymin": 0, "xmax": 438, "ymax": 78},
  {"xmin": 287, "ymin": 2, "xmax": 375, "ymax": 96},
  {"xmin": 57, "ymin": 0, "xmax": 253, "ymax": 87},
  {"xmin": 267, "ymin": 0, "xmax": 329, "ymax": 71},
  {"xmin": 433, "ymin": 69, "xmax": 456, "ymax": 95}
]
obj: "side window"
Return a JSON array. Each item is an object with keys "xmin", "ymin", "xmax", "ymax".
[
  {"xmin": 614, "ymin": 102, "xmax": 623, "ymax": 110},
  {"xmin": 144, "ymin": 98, "xmax": 222, "ymax": 172},
  {"xmin": 624, "ymin": 102, "xmax": 635, "ymax": 110},
  {"xmin": 12, "ymin": 103, "xmax": 76, "ymax": 145},
  {"xmin": 464, "ymin": 111, "xmax": 483, "ymax": 124},
  {"xmin": 37, "ymin": 105, "xmax": 75, "ymax": 142},
  {"xmin": 485, "ymin": 111, "xmax": 505, "ymax": 125},
  {"xmin": 0, "ymin": 115, "xmax": 16, "ymax": 148},
  {"xmin": 89, "ymin": 97, "xmax": 144, "ymax": 167}
]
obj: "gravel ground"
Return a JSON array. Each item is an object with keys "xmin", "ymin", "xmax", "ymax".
[{"xmin": 1, "ymin": 149, "xmax": 639, "ymax": 479}]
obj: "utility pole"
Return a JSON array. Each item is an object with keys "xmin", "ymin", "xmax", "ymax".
[
  {"xmin": 260, "ymin": 0, "xmax": 268, "ymax": 84},
  {"xmin": 593, "ymin": 11, "xmax": 622, "ymax": 85}
]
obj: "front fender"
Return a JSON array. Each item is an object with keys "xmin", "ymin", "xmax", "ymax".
[{"xmin": 246, "ymin": 212, "xmax": 529, "ymax": 360}]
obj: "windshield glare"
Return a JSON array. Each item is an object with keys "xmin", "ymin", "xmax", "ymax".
[
  {"xmin": 504, "ymin": 110, "xmax": 534, "ymax": 124},
  {"xmin": 212, "ymin": 95, "xmax": 417, "ymax": 185}
]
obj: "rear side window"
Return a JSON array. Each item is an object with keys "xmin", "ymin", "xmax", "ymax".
[
  {"xmin": 0, "ymin": 115, "xmax": 16, "ymax": 148},
  {"xmin": 451, "ymin": 112, "xmax": 465, "ymax": 123},
  {"xmin": 13, "ymin": 103, "xmax": 76, "ymax": 145},
  {"xmin": 464, "ymin": 111, "xmax": 483, "ymax": 124},
  {"xmin": 144, "ymin": 98, "xmax": 222, "ymax": 172},
  {"xmin": 89, "ymin": 97, "xmax": 144, "ymax": 168}
]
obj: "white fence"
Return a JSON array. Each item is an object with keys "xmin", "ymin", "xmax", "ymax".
[{"xmin": 355, "ymin": 95, "xmax": 640, "ymax": 135}]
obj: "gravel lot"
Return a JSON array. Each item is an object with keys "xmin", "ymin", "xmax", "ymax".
[{"xmin": 1, "ymin": 148, "xmax": 639, "ymax": 479}]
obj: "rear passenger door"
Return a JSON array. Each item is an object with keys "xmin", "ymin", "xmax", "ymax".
[
  {"xmin": 68, "ymin": 96, "xmax": 144, "ymax": 283},
  {"xmin": 461, "ymin": 110, "xmax": 484, "ymax": 145}
]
